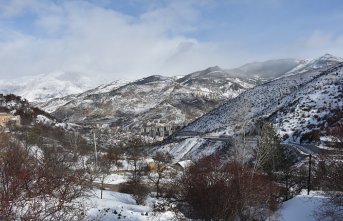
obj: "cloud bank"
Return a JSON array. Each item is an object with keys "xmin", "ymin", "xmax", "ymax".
[
  {"xmin": 0, "ymin": 0, "xmax": 343, "ymax": 81},
  {"xmin": 0, "ymin": 0, "xmax": 230, "ymax": 80}
]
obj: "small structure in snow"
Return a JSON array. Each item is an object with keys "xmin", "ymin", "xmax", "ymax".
[
  {"xmin": 0, "ymin": 113, "xmax": 21, "ymax": 127},
  {"xmin": 174, "ymin": 160, "xmax": 193, "ymax": 171}
]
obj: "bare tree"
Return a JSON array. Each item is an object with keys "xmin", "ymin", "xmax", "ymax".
[
  {"xmin": 328, "ymin": 121, "xmax": 343, "ymax": 149},
  {"xmin": 0, "ymin": 130, "xmax": 91, "ymax": 220},
  {"xmin": 117, "ymin": 138, "xmax": 150, "ymax": 205},
  {"xmin": 232, "ymin": 100, "xmax": 253, "ymax": 164},
  {"xmin": 314, "ymin": 155, "xmax": 343, "ymax": 220},
  {"xmin": 126, "ymin": 138, "xmax": 146, "ymax": 184},
  {"xmin": 106, "ymin": 145, "xmax": 124, "ymax": 169},
  {"xmin": 97, "ymin": 154, "xmax": 112, "ymax": 199},
  {"xmin": 148, "ymin": 151, "xmax": 173, "ymax": 199}
]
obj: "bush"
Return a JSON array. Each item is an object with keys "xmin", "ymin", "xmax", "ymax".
[
  {"xmin": 0, "ymin": 132, "xmax": 90, "ymax": 220},
  {"xmin": 119, "ymin": 182, "xmax": 150, "ymax": 205},
  {"xmin": 313, "ymin": 156, "xmax": 343, "ymax": 220},
  {"xmin": 300, "ymin": 130, "xmax": 321, "ymax": 143},
  {"xmin": 178, "ymin": 155, "xmax": 280, "ymax": 220}
]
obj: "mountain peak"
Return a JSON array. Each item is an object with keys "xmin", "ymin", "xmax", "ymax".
[
  {"xmin": 205, "ymin": 66, "xmax": 222, "ymax": 72},
  {"xmin": 317, "ymin": 53, "xmax": 343, "ymax": 62},
  {"xmin": 135, "ymin": 75, "xmax": 170, "ymax": 85}
]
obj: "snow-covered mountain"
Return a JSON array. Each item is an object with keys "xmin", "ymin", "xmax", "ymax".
[
  {"xmin": 35, "ymin": 56, "xmax": 339, "ymax": 140},
  {"xmin": 38, "ymin": 79, "xmax": 131, "ymax": 113},
  {"xmin": 47, "ymin": 67, "xmax": 255, "ymax": 130},
  {"xmin": 227, "ymin": 58, "xmax": 302, "ymax": 81},
  {"xmin": 184, "ymin": 54, "xmax": 343, "ymax": 134},
  {"xmin": 3, "ymin": 54, "xmax": 341, "ymax": 162},
  {"xmin": 0, "ymin": 72, "xmax": 96, "ymax": 102},
  {"xmin": 39, "ymin": 58, "xmax": 312, "ymax": 129},
  {"xmin": 159, "ymin": 54, "xmax": 343, "ymax": 160}
]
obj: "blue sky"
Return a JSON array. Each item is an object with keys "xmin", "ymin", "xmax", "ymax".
[{"xmin": 0, "ymin": 0, "xmax": 343, "ymax": 80}]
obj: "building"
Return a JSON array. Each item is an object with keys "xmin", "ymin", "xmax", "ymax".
[
  {"xmin": 174, "ymin": 160, "xmax": 193, "ymax": 171},
  {"xmin": 0, "ymin": 113, "xmax": 21, "ymax": 127},
  {"xmin": 0, "ymin": 97, "xmax": 5, "ymax": 106},
  {"xmin": 139, "ymin": 124, "xmax": 185, "ymax": 138}
]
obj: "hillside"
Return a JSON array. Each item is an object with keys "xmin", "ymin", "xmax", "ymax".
[
  {"xmin": 184, "ymin": 54, "xmax": 343, "ymax": 136},
  {"xmin": 227, "ymin": 58, "xmax": 302, "ymax": 81},
  {"xmin": 38, "ymin": 59, "xmax": 309, "ymax": 132},
  {"xmin": 45, "ymin": 67, "xmax": 255, "ymax": 131},
  {"xmin": 37, "ymin": 80, "xmax": 130, "ymax": 113},
  {"xmin": 0, "ymin": 93, "xmax": 56, "ymax": 125},
  {"xmin": 159, "ymin": 54, "xmax": 343, "ymax": 160}
]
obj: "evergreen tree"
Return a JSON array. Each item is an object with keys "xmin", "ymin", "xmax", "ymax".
[{"xmin": 255, "ymin": 123, "xmax": 282, "ymax": 175}]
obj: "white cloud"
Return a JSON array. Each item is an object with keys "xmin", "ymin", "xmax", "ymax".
[
  {"xmin": 267, "ymin": 30, "xmax": 343, "ymax": 61},
  {"xmin": 1, "ymin": 0, "xmax": 342, "ymax": 82},
  {"xmin": 0, "ymin": 0, "xmax": 234, "ymax": 81},
  {"xmin": 35, "ymin": 14, "xmax": 65, "ymax": 34},
  {"xmin": 0, "ymin": 0, "xmax": 40, "ymax": 17}
]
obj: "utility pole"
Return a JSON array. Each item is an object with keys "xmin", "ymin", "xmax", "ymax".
[
  {"xmin": 94, "ymin": 131, "xmax": 98, "ymax": 170},
  {"xmin": 307, "ymin": 154, "xmax": 312, "ymax": 195}
]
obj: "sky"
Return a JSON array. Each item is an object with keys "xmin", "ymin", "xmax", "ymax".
[{"xmin": 1, "ymin": 0, "xmax": 343, "ymax": 81}]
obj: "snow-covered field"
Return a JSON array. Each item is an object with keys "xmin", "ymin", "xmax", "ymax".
[
  {"xmin": 93, "ymin": 173, "xmax": 129, "ymax": 185},
  {"xmin": 84, "ymin": 189, "xmax": 179, "ymax": 221},
  {"xmin": 277, "ymin": 192, "xmax": 329, "ymax": 221},
  {"xmin": 83, "ymin": 185, "xmax": 332, "ymax": 221}
]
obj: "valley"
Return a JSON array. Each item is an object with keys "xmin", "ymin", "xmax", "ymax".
[
  {"xmin": 1, "ymin": 54, "xmax": 343, "ymax": 221},
  {"xmin": 2, "ymin": 1, "xmax": 343, "ymax": 220}
]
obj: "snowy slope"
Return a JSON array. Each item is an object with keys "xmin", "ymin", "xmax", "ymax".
[
  {"xmin": 0, "ymin": 71, "xmax": 96, "ymax": 102},
  {"xmin": 85, "ymin": 189, "xmax": 181, "ymax": 221},
  {"xmin": 277, "ymin": 193, "xmax": 328, "ymax": 221},
  {"xmin": 153, "ymin": 54, "xmax": 343, "ymax": 160},
  {"xmin": 184, "ymin": 54, "xmax": 343, "ymax": 136},
  {"xmin": 227, "ymin": 58, "xmax": 302, "ymax": 82},
  {"xmin": 48, "ymin": 67, "xmax": 255, "ymax": 130},
  {"xmin": 39, "ymin": 58, "xmax": 306, "ymax": 131},
  {"xmin": 270, "ymin": 63, "xmax": 343, "ymax": 142},
  {"xmin": 37, "ymin": 80, "xmax": 130, "ymax": 113},
  {"xmin": 152, "ymin": 137, "xmax": 224, "ymax": 162},
  {"xmin": 281, "ymin": 53, "xmax": 343, "ymax": 77}
]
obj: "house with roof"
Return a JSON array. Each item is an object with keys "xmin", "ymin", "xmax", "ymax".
[{"xmin": 0, "ymin": 113, "xmax": 21, "ymax": 127}]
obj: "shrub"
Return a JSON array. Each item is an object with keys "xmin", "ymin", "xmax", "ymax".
[
  {"xmin": 300, "ymin": 130, "xmax": 321, "ymax": 143},
  {"xmin": 178, "ymin": 155, "xmax": 280, "ymax": 220},
  {"xmin": 119, "ymin": 182, "xmax": 150, "ymax": 205}
]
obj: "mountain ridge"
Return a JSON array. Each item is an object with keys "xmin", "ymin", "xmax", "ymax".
[
  {"xmin": 0, "ymin": 71, "xmax": 97, "ymax": 102},
  {"xmin": 155, "ymin": 54, "xmax": 343, "ymax": 160}
]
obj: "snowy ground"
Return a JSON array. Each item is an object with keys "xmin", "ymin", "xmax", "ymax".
[
  {"xmin": 84, "ymin": 189, "xmax": 332, "ymax": 221},
  {"xmin": 85, "ymin": 173, "xmax": 337, "ymax": 221},
  {"xmin": 277, "ymin": 191, "xmax": 329, "ymax": 221},
  {"xmin": 93, "ymin": 173, "xmax": 129, "ymax": 185},
  {"xmin": 84, "ymin": 189, "xmax": 179, "ymax": 221}
]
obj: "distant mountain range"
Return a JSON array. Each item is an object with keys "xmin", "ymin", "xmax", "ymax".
[
  {"xmin": 184, "ymin": 53, "xmax": 343, "ymax": 134},
  {"xmin": 45, "ymin": 68, "xmax": 254, "ymax": 129},
  {"xmin": 1, "ymin": 54, "xmax": 342, "ymax": 160},
  {"xmin": 162, "ymin": 54, "xmax": 343, "ymax": 160},
  {"xmin": 0, "ymin": 57, "xmax": 306, "ymax": 104},
  {"xmin": 37, "ymin": 57, "xmax": 308, "ymax": 130},
  {"xmin": 0, "ymin": 71, "xmax": 96, "ymax": 102}
]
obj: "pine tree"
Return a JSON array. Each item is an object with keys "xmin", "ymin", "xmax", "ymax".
[{"xmin": 255, "ymin": 123, "xmax": 282, "ymax": 175}]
